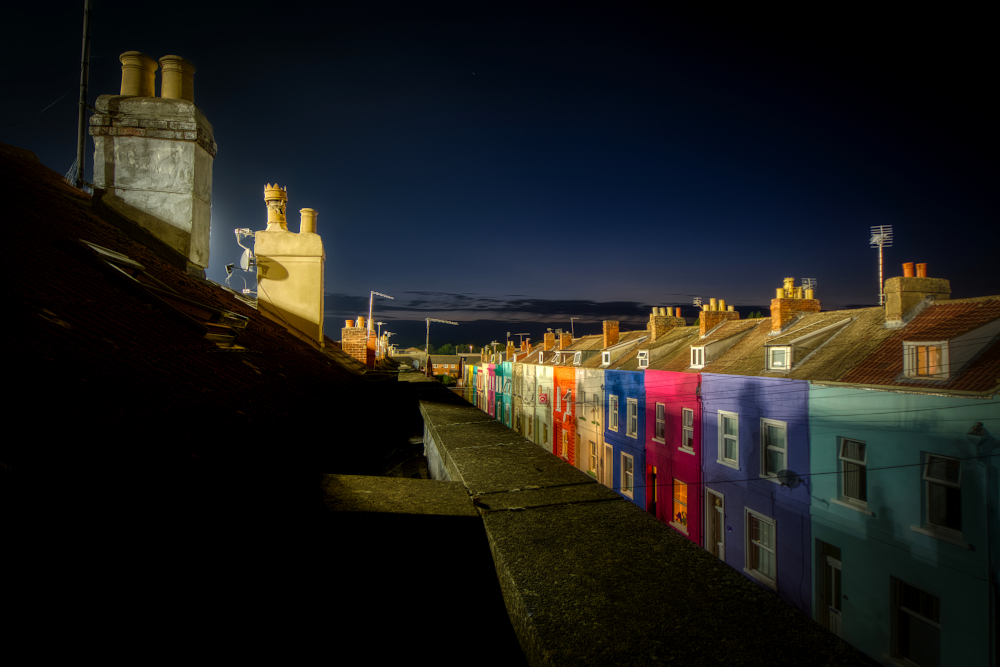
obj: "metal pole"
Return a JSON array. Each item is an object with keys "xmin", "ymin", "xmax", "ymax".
[
  {"xmin": 368, "ymin": 292, "xmax": 374, "ymax": 337},
  {"xmin": 425, "ymin": 318, "xmax": 431, "ymax": 376},
  {"xmin": 75, "ymin": 0, "xmax": 92, "ymax": 189},
  {"xmin": 878, "ymin": 243, "xmax": 884, "ymax": 306}
]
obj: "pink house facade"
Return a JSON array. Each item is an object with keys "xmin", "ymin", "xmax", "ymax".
[{"xmin": 645, "ymin": 369, "xmax": 702, "ymax": 546}]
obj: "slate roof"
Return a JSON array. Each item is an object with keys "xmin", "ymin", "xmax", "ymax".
[
  {"xmin": 613, "ymin": 325, "xmax": 700, "ymax": 371},
  {"xmin": 839, "ymin": 297, "xmax": 1000, "ymax": 393},
  {"xmin": 4, "ymin": 142, "xmax": 407, "ymax": 477}
]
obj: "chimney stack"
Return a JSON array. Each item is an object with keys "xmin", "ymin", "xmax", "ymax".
[
  {"xmin": 649, "ymin": 306, "xmax": 685, "ymax": 341},
  {"xmin": 770, "ymin": 279, "xmax": 821, "ymax": 332},
  {"xmin": 256, "ymin": 184, "xmax": 326, "ymax": 347},
  {"xmin": 91, "ymin": 51, "xmax": 215, "ymax": 275},
  {"xmin": 341, "ymin": 321, "xmax": 368, "ymax": 366},
  {"xmin": 507, "ymin": 342, "xmax": 516, "ymax": 359},
  {"xmin": 544, "ymin": 331, "xmax": 556, "ymax": 351},
  {"xmin": 559, "ymin": 332, "xmax": 573, "ymax": 349},
  {"xmin": 884, "ymin": 263, "xmax": 950, "ymax": 327},
  {"xmin": 603, "ymin": 320, "xmax": 620, "ymax": 349},
  {"xmin": 699, "ymin": 298, "xmax": 740, "ymax": 336}
]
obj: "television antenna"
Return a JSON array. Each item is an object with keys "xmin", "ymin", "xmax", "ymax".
[
  {"xmin": 801, "ymin": 278, "xmax": 818, "ymax": 294},
  {"xmin": 425, "ymin": 318, "xmax": 458, "ymax": 375},
  {"xmin": 692, "ymin": 297, "xmax": 702, "ymax": 308},
  {"xmin": 870, "ymin": 225, "xmax": 893, "ymax": 305},
  {"xmin": 513, "ymin": 332, "xmax": 530, "ymax": 346},
  {"xmin": 569, "ymin": 317, "xmax": 578, "ymax": 336},
  {"xmin": 368, "ymin": 291, "xmax": 394, "ymax": 337}
]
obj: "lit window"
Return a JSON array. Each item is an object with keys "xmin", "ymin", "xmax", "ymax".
[
  {"xmin": 681, "ymin": 408, "xmax": 694, "ymax": 450},
  {"xmin": 621, "ymin": 453, "xmax": 634, "ymax": 497},
  {"xmin": 893, "ymin": 579, "xmax": 940, "ymax": 667},
  {"xmin": 760, "ymin": 419, "xmax": 787, "ymax": 478},
  {"xmin": 904, "ymin": 342, "xmax": 949, "ymax": 379},
  {"xmin": 654, "ymin": 403, "xmax": 665, "ymax": 441},
  {"xmin": 767, "ymin": 346, "xmax": 791, "ymax": 371},
  {"xmin": 718, "ymin": 411, "xmax": 739, "ymax": 468},
  {"xmin": 561, "ymin": 430, "xmax": 568, "ymax": 458},
  {"xmin": 745, "ymin": 509, "xmax": 776, "ymax": 588},
  {"xmin": 839, "ymin": 439, "xmax": 867, "ymax": 505},
  {"xmin": 672, "ymin": 480, "xmax": 688, "ymax": 532},
  {"xmin": 610, "ymin": 395, "xmax": 619, "ymax": 431},
  {"xmin": 626, "ymin": 398, "xmax": 638, "ymax": 437},
  {"xmin": 924, "ymin": 454, "xmax": 962, "ymax": 534}
]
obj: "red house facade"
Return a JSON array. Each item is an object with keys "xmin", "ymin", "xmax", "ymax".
[
  {"xmin": 645, "ymin": 369, "xmax": 702, "ymax": 546},
  {"xmin": 552, "ymin": 366, "xmax": 577, "ymax": 465}
]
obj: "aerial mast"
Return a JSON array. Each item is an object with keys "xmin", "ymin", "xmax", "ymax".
[{"xmin": 869, "ymin": 225, "xmax": 894, "ymax": 306}]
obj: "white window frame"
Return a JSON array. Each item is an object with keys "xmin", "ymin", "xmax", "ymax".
[
  {"xmin": 654, "ymin": 403, "xmax": 665, "ymax": 442},
  {"xmin": 681, "ymin": 408, "xmax": 694, "ymax": 451},
  {"xmin": 760, "ymin": 418, "xmax": 788, "ymax": 481},
  {"xmin": 744, "ymin": 509, "xmax": 776, "ymax": 589},
  {"xmin": 837, "ymin": 438, "xmax": 868, "ymax": 509},
  {"xmin": 621, "ymin": 452, "xmax": 634, "ymax": 498},
  {"xmin": 904, "ymin": 341, "xmax": 950, "ymax": 379},
  {"xmin": 690, "ymin": 347, "xmax": 705, "ymax": 369},
  {"xmin": 922, "ymin": 453, "xmax": 963, "ymax": 537},
  {"xmin": 588, "ymin": 440, "xmax": 597, "ymax": 476},
  {"xmin": 609, "ymin": 394, "xmax": 619, "ymax": 432},
  {"xmin": 573, "ymin": 351, "xmax": 582, "ymax": 365},
  {"xmin": 626, "ymin": 398, "xmax": 638, "ymax": 438},
  {"xmin": 637, "ymin": 350, "xmax": 649, "ymax": 369},
  {"xmin": 555, "ymin": 390, "xmax": 561, "ymax": 412},
  {"xmin": 717, "ymin": 411, "xmax": 739, "ymax": 469},
  {"xmin": 892, "ymin": 578, "xmax": 941, "ymax": 667},
  {"xmin": 601, "ymin": 351, "xmax": 611, "ymax": 366},
  {"xmin": 766, "ymin": 345, "xmax": 792, "ymax": 371},
  {"xmin": 563, "ymin": 389, "xmax": 572, "ymax": 415}
]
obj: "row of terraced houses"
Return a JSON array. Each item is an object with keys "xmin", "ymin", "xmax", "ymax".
[{"xmin": 460, "ymin": 271, "xmax": 999, "ymax": 667}]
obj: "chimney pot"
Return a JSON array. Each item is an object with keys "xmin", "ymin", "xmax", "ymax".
[
  {"xmin": 158, "ymin": 55, "xmax": 196, "ymax": 102},
  {"xmin": 357, "ymin": 316, "xmax": 365, "ymax": 329},
  {"xmin": 719, "ymin": 298, "xmax": 726, "ymax": 311},
  {"xmin": 675, "ymin": 307, "xmax": 681, "ymax": 318},
  {"xmin": 916, "ymin": 263, "xmax": 927, "ymax": 278},
  {"xmin": 346, "ymin": 320, "xmax": 354, "ymax": 328},
  {"xmin": 710, "ymin": 298, "xmax": 718, "ymax": 311},
  {"xmin": 299, "ymin": 208, "xmax": 318, "ymax": 234},
  {"xmin": 903, "ymin": 262, "xmax": 915, "ymax": 277},
  {"xmin": 119, "ymin": 51, "xmax": 157, "ymax": 97}
]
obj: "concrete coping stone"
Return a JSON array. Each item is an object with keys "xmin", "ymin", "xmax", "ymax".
[{"xmin": 321, "ymin": 474, "xmax": 477, "ymax": 517}]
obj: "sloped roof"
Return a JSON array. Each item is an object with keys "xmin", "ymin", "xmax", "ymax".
[
  {"xmin": 614, "ymin": 326, "xmax": 700, "ymax": 371},
  {"xmin": 4, "ymin": 142, "xmax": 404, "ymax": 474},
  {"xmin": 564, "ymin": 334, "xmax": 604, "ymax": 351},
  {"xmin": 698, "ymin": 318, "xmax": 760, "ymax": 346},
  {"xmin": 840, "ymin": 297, "xmax": 1000, "ymax": 392}
]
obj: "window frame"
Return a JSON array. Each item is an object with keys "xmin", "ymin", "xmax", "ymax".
[
  {"xmin": 717, "ymin": 410, "xmax": 739, "ymax": 469},
  {"xmin": 654, "ymin": 402, "xmax": 666, "ymax": 442},
  {"xmin": 690, "ymin": 346, "xmax": 705, "ymax": 369},
  {"xmin": 588, "ymin": 440, "xmax": 597, "ymax": 476},
  {"xmin": 838, "ymin": 438, "xmax": 868, "ymax": 508},
  {"xmin": 621, "ymin": 452, "xmax": 634, "ymax": 498},
  {"xmin": 670, "ymin": 479, "xmax": 689, "ymax": 534},
  {"xmin": 892, "ymin": 578, "xmax": 941, "ymax": 667},
  {"xmin": 626, "ymin": 398, "xmax": 638, "ymax": 438},
  {"xmin": 903, "ymin": 341, "xmax": 950, "ymax": 380},
  {"xmin": 766, "ymin": 345, "xmax": 792, "ymax": 371},
  {"xmin": 759, "ymin": 418, "xmax": 788, "ymax": 481},
  {"xmin": 681, "ymin": 408, "xmax": 694, "ymax": 452},
  {"xmin": 637, "ymin": 349, "xmax": 649, "ymax": 369},
  {"xmin": 922, "ymin": 453, "xmax": 962, "ymax": 536},
  {"xmin": 744, "ymin": 508, "xmax": 777, "ymax": 589},
  {"xmin": 609, "ymin": 394, "xmax": 619, "ymax": 432}
]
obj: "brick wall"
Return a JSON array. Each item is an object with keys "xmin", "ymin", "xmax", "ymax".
[
  {"xmin": 544, "ymin": 332, "xmax": 556, "ymax": 351},
  {"xmin": 699, "ymin": 310, "xmax": 741, "ymax": 336},
  {"xmin": 769, "ymin": 298, "xmax": 821, "ymax": 332},
  {"xmin": 603, "ymin": 320, "xmax": 619, "ymax": 348},
  {"xmin": 341, "ymin": 326, "xmax": 369, "ymax": 366},
  {"xmin": 559, "ymin": 333, "xmax": 573, "ymax": 350}
]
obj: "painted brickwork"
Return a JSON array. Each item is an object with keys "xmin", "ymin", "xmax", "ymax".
[
  {"xmin": 605, "ymin": 370, "xmax": 646, "ymax": 510},
  {"xmin": 553, "ymin": 366, "xmax": 577, "ymax": 465},
  {"xmin": 645, "ymin": 370, "xmax": 702, "ymax": 544}
]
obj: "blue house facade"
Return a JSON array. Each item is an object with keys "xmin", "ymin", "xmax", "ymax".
[
  {"xmin": 701, "ymin": 372, "xmax": 812, "ymax": 614},
  {"xmin": 808, "ymin": 383, "xmax": 999, "ymax": 667},
  {"xmin": 604, "ymin": 369, "xmax": 646, "ymax": 510}
]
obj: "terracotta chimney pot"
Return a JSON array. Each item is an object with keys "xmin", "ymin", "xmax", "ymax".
[
  {"xmin": 903, "ymin": 262, "xmax": 915, "ymax": 277},
  {"xmin": 916, "ymin": 263, "xmax": 927, "ymax": 278},
  {"xmin": 158, "ymin": 55, "xmax": 196, "ymax": 102},
  {"xmin": 119, "ymin": 51, "xmax": 157, "ymax": 97}
]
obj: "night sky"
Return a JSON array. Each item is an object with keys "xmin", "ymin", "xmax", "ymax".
[{"xmin": 3, "ymin": 4, "xmax": 996, "ymax": 348}]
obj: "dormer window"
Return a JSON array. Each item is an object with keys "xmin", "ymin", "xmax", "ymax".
[
  {"xmin": 905, "ymin": 342, "xmax": 948, "ymax": 379},
  {"xmin": 690, "ymin": 347, "xmax": 705, "ymax": 369},
  {"xmin": 767, "ymin": 346, "xmax": 791, "ymax": 371},
  {"xmin": 602, "ymin": 351, "xmax": 611, "ymax": 366},
  {"xmin": 574, "ymin": 351, "xmax": 582, "ymax": 365},
  {"xmin": 637, "ymin": 350, "xmax": 649, "ymax": 369}
]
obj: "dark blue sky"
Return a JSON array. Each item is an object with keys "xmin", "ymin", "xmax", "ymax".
[{"xmin": 3, "ymin": 4, "xmax": 996, "ymax": 347}]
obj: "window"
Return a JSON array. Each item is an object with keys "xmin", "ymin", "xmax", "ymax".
[
  {"xmin": 556, "ymin": 390, "xmax": 561, "ymax": 411},
  {"xmin": 601, "ymin": 351, "xmax": 611, "ymax": 366},
  {"xmin": 760, "ymin": 419, "xmax": 787, "ymax": 478},
  {"xmin": 672, "ymin": 480, "xmax": 688, "ymax": 532},
  {"xmin": 718, "ymin": 411, "xmax": 739, "ymax": 468},
  {"xmin": 681, "ymin": 409, "xmax": 694, "ymax": 450},
  {"xmin": 691, "ymin": 347, "xmax": 705, "ymax": 368},
  {"xmin": 893, "ymin": 579, "xmax": 940, "ymax": 667},
  {"xmin": 543, "ymin": 422, "xmax": 549, "ymax": 446},
  {"xmin": 610, "ymin": 395, "xmax": 619, "ymax": 431},
  {"xmin": 745, "ymin": 510, "xmax": 776, "ymax": 588},
  {"xmin": 560, "ymin": 430, "xmax": 568, "ymax": 457},
  {"xmin": 839, "ymin": 439, "xmax": 867, "ymax": 505},
  {"xmin": 564, "ymin": 390, "xmax": 572, "ymax": 414},
  {"xmin": 904, "ymin": 342, "xmax": 949, "ymax": 379},
  {"xmin": 638, "ymin": 350, "xmax": 649, "ymax": 368},
  {"xmin": 924, "ymin": 454, "xmax": 961, "ymax": 534},
  {"xmin": 621, "ymin": 453, "xmax": 634, "ymax": 497},
  {"xmin": 626, "ymin": 398, "xmax": 638, "ymax": 437},
  {"xmin": 767, "ymin": 346, "xmax": 791, "ymax": 371},
  {"xmin": 573, "ymin": 351, "xmax": 582, "ymax": 365},
  {"xmin": 589, "ymin": 441, "xmax": 597, "ymax": 476},
  {"xmin": 654, "ymin": 403, "xmax": 665, "ymax": 441}
]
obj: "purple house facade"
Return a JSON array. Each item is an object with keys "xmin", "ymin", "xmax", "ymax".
[{"xmin": 701, "ymin": 372, "xmax": 812, "ymax": 615}]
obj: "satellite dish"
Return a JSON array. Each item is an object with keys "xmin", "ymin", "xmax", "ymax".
[
  {"xmin": 239, "ymin": 248, "xmax": 254, "ymax": 271},
  {"xmin": 776, "ymin": 470, "xmax": 801, "ymax": 488}
]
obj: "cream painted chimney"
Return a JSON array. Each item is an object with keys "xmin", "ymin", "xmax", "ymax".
[
  {"xmin": 91, "ymin": 51, "xmax": 215, "ymax": 275},
  {"xmin": 884, "ymin": 263, "xmax": 950, "ymax": 328},
  {"xmin": 255, "ymin": 186, "xmax": 326, "ymax": 347}
]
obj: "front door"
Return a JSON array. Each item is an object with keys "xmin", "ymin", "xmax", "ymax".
[
  {"xmin": 823, "ymin": 555, "xmax": 843, "ymax": 636},
  {"xmin": 604, "ymin": 444, "xmax": 614, "ymax": 488},
  {"xmin": 706, "ymin": 490, "xmax": 724, "ymax": 559}
]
